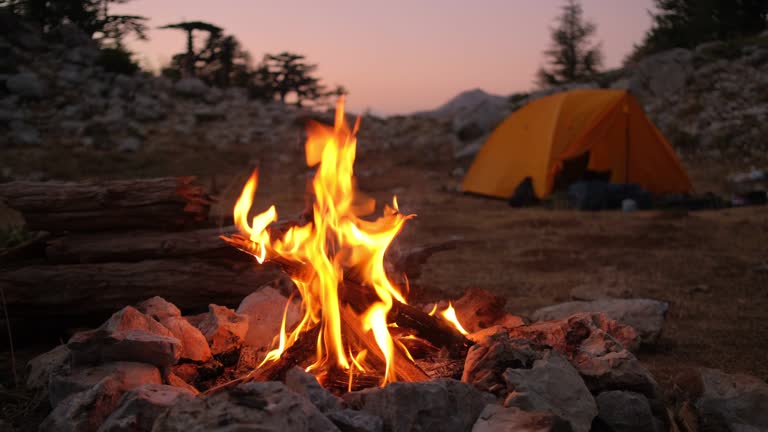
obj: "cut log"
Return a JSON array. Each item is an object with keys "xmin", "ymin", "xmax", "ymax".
[
  {"xmin": 45, "ymin": 227, "xmax": 245, "ymax": 264},
  {"xmin": 0, "ymin": 258, "xmax": 282, "ymax": 319},
  {"xmin": 0, "ymin": 177, "xmax": 213, "ymax": 232}
]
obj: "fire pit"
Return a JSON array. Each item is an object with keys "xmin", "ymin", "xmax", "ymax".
[{"xmin": 220, "ymin": 97, "xmax": 472, "ymax": 392}]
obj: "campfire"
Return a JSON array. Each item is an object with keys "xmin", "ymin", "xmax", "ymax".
[
  {"xmin": 222, "ymin": 97, "xmax": 471, "ymax": 391},
  {"xmin": 5, "ymin": 99, "xmax": 701, "ymax": 432}
]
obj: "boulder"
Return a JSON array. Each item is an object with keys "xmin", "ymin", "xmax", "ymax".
[
  {"xmin": 26, "ymin": 344, "xmax": 70, "ymax": 392},
  {"xmin": 49, "ymin": 361, "xmax": 162, "ymax": 408},
  {"xmin": 344, "ymin": 378, "xmax": 494, "ymax": 432},
  {"xmin": 97, "ymin": 384, "xmax": 195, "ymax": 432},
  {"xmin": 595, "ymin": 391, "xmax": 659, "ymax": 432},
  {"xmin": 503, "ymin": 351, "xmax": 597, "ymax": 432},
  {"xmin": 462, "ymin": 332, "xmax": 541, "ymax": 395},
  {"xmin": 326, "ymin": 409, "xmax": 384, "ymax": 432},
  {"xmin": 674, "ymin": 368, "xmax": 768, "ymax": 432},
  {"xmin": 137, "ymin": 297, "xmax": 181, "ymax": 321},
  {"xmin": 507, "ymin": 314, "xmax": 658, "ymax": 398},
  {"xmin": 174, "ymin": 78, "xmax": 208, "ymax": 98},
  {"xmin": 236, "ymin": 287, "xmax": 300, "ymax": 350},
  {"xmin": 67, "ymin": 306, "xmax": 181, "ymax": 368},
  {"xmin": 41, "ymin": 375, "xmax": 129, "ymax": 432},
  {"xmin": 452, "ymin": 287, "xmax": 508, "ymax": 333},
  {"xmin": 531, "ymin": 299, "xmax": 668, "ymax": 345},
  {"xmin": 166, "ymin": 373, "xmax": 199, "ymax": 395},
  {"xmin": 152, "ymin": 381, "xmax": 339, "ymax": 431},
  {"xmin": 285, "ymin": 367, "xmax": 343, "ymax": 413},
  {"xmin": 158, "ymin": 316, "xmax": 212, "ymax": 362},
  {"xmin": 6, "ymin": 72, "xmax": 46, "ymax": 98},
  {"xmin": 507, "ymin": 312, "xmax": 639, "ymax": 356},
  {"xmin": 196, "ymin": 304, "xmax": 248, "ymax": 355},
  {"xmin": 472, "ymin": 404, "xmax": 574, "ymax": 432}
]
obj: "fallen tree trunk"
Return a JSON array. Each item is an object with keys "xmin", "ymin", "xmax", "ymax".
[
  {"xmin": 0, "ymin": 177, "xmax": 213, "ymax": 232},
  {"xmin": 0, "ymin": 258, "xmax": 282, "ymax": 318},
  {"xmin": 45, "ymin": 227, "xmax": 245, "ymax": 264}
]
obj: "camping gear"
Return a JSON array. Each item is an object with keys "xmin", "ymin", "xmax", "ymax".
[
  {"xmin": 567, "ymin": 181, "xmax": 652, "ymax": 211},
  {"xmin": 622, "ymin": 199, "xmax": 638, "ymax": 212},
  {"xmin": 462, "ymin": 89, "xmax": 693, "ymax": 199}
]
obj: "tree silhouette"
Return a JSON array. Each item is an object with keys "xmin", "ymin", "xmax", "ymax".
[
  {"xmin": 627, "ymin": 0, "xmax": 768, "ymax": 62},
  {"xmin": 160, "ymin": 21, "xmax": 222, "ymax": 77},
  {"xmin": 199, "ymin": 35, "xmax": 252, "ymax": 87},
  {"xmin": 257, "ymin": 52, "xmax": 325, "ymax": 106},
  {"xmin": 537, "ymin": 0, "xmax": 603, "ymax": 87},
  {"xmin": 4, "ymin": 0, "xmax": 146, "ymax": 42}
]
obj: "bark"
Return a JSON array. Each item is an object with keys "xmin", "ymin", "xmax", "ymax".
[
  {"xmin": 0, "ymin": 177, "xmax": 212, "ymax": 232},
  {"xmin": 45, "ymin": 227, "xmax": 243, "ymax": 264},
  {"xmin": 0, "ymin": 258, "xmax": 282, "ymax": 318}
]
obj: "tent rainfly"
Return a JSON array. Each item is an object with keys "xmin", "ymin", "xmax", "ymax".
[{"xmin": 461, "ymin": 89, "xmax": 692, "ymax": 199}]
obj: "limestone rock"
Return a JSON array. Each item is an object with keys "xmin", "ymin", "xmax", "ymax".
[
  {"xmin": 462, "ymin": 332, "xmax": 541, "ymax": 395},
  {"xmin": 41, "ymin": 375, "xmax": 127, "ymax": 432},
  {"xmin": 166, "ymin": 372, "xmax": 199, "ymax": 395},
  {"xmin": 174, "ymin": 78, "xmax": 208, "ymax": 98},
  {"xmin": 595, "ymin": 391, "xmax": 658, "ymax": 432},
  {"xmin": 49, "ymin": 361, "xmax": 162, "ymax": 408},
  {"xmin": 196, "ymin": 304, "xmax": 248, "ymax": 355},
  {"xmin": 159, "ymin": 316, "xmax": 212, "ymax": 362},
  {"xmin": 152, "ymin": 381, "xmax": 339, "ymax": 431},
  {"xmin": 285, "ymin": 367, "xmax": 343, "ymax": 413},
  {"xmin": 67, "ymin": 306, "xmax": 181, "ymax": 368},
  {"xmin": 6, "ymin": 72, "xmax": 46, "ymax": 98},
  {"xmin": 507, "ymin": 312, "xmax": 639, "ymax": 357},
  {"xmin": 326, "ymin": 409, "xmax": 384, "ymax": 432},
  {"xmin": 472, "ymin": 404, "xmax": 574, "ymax": 432},
  {"xmin": 97, "ymin": 384, "xmax": 195, "ymax": 432},
  {"xmin": 236, "ymin": 286, "xmax": 301, "ymax": 350},
  {"xmin": 453, "ymin": 287, "xmax": 508, "ymax": 333},
  {"xmin": 26, "ymin": 344, "xmax": 70, "ymax": 392},
  {"xmin": 503, "ymin": 351, "xmax": 597, "ymax": 432},
  {"xmin": 508, "ymin": 314, "xmax": 657, "ymax": 398},
  {"xmin": 344, "ymin": 378, "xmax": 494, "ymax": 432},
  {"xmin": 674, "ymin": 368, "xmax": 768, "ymax": 432},
  {"xmin": 531, "ymin": 299, "xmax": 668, "ymax": 345}
]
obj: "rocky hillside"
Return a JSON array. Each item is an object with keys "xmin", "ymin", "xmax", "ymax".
[
  {"xmin": 0, "ymin": 14, "xmax": 456, "ymax": 182},
  {"xmin": 424, "ymin": 35, "xmax": 768, "ymax": 165}
]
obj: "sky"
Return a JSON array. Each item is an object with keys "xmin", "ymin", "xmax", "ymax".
[{"xmin": 115, "ymin": 0, "xmax": 654, "ymax": 115}]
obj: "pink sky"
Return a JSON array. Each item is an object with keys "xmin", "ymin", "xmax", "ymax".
[{"xmin": 115, "ymin": 0, "xmax": 653, "ymax": 114}]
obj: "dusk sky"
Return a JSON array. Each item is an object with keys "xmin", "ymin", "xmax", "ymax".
[{"xmin": 115, "ymin": 1, "xmax": 654, "ymax": 114}]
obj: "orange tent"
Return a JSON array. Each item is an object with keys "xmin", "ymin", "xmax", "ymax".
[{"xmin": 461, "ymin": 89, "xmax": 692, "ymax": 198}]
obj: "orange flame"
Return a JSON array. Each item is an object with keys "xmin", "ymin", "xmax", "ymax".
[
  {"xmin": 440, "ymin": 302, "xmax": 469, "ymax": 336},
  {"xmin": 232, "ymin": 97, "xmax": 414, "ymax": 385}
]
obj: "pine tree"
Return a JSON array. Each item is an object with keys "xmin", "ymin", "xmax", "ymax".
[
  {"xmin": 537, "ymin": 0, "xmax": 603, "ymax": 87},
  {"xmin": 627, "ymin": 0, "xmax": 768, "ymax": 63}
]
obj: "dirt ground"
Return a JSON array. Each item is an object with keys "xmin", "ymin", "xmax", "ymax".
[{"xmin": 1, "ymin": 143, "xmax": 767, "ymax": 428}]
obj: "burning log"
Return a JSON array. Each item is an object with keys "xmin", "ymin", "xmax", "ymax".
[
  {"xmin": 223, "ymin": 233, "xmax": 472, "ymax": 358},
  {"xmin": 0, "ymin": 177, "xmax": 212, "ymax": 232},
  {"xmin": 247, "ymin": 326, "xmax": 322, "ymax": 383},
  {"xmin": 0, "ymin": 259, "xmax": 282, "ymax": 319}
]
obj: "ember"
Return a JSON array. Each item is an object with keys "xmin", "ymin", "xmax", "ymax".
[{"xmin": 223, "ymin": 97, "xmax": 469, "ymax": 389}]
